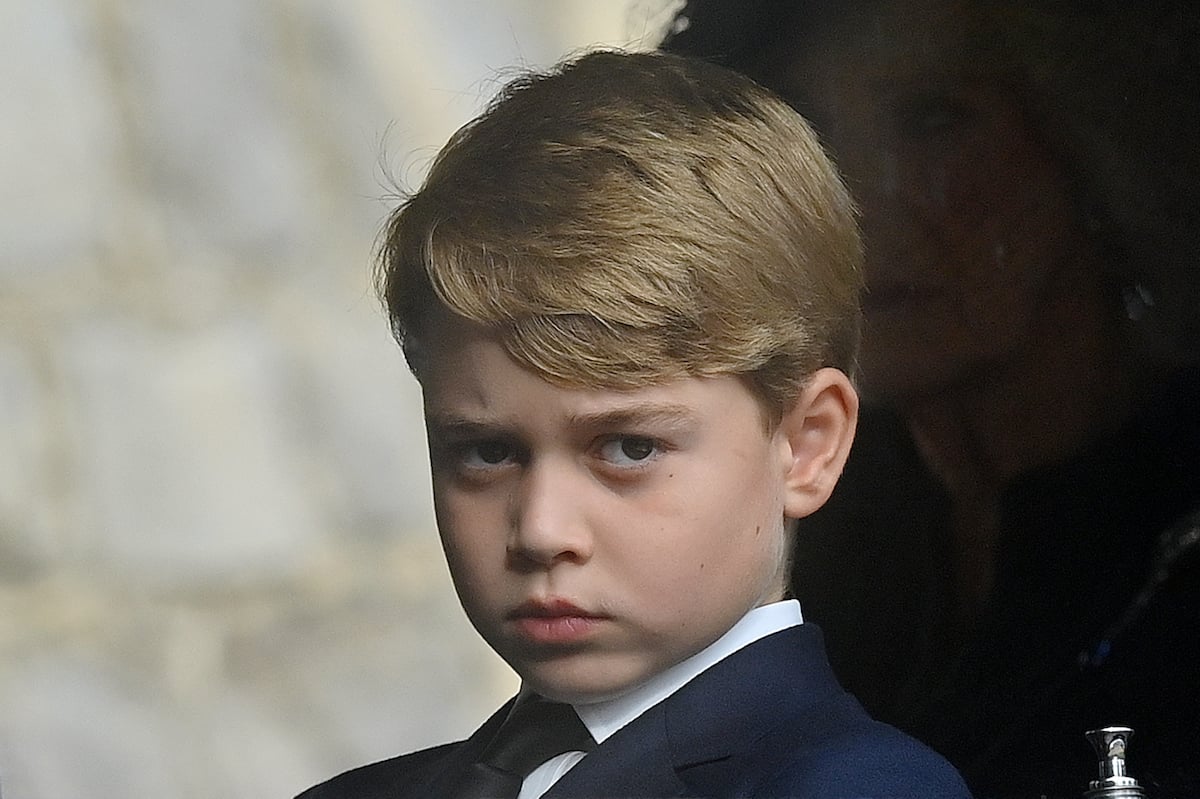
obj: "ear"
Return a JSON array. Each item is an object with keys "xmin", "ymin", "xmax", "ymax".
[{"xmin": 776, "ymin": 367, "xmax": 859, "ymax": 520}]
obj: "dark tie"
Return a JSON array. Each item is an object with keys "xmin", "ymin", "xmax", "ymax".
[{"xmin": 454, "ymin": 697, "xmax": 596, "ymax": 799}]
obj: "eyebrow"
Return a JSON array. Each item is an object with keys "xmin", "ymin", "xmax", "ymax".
[
  {"xmin": 424, "ymin": 403, "xmax": 700, "ymax": 437},
  {"xmin": 565, "ymin": 404, "xmax": 699, "ymax": 432}
]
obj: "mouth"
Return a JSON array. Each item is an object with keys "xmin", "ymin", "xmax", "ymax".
[{"xmin": 507, "ymin": 598, "xmax": 608, "ymax": 645}]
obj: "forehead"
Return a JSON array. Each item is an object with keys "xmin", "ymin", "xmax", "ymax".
[
  {"xmin": 412, "ymin": 307, "xmax": 676, "ymax": 398},
  {"xmin": 418, "ymin": 315, "xmax": 764, "ymax": 429}
]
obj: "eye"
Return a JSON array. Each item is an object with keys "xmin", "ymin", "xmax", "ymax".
[
  {"xmin": 596, "ymin": 435, "xmax": 661, "ymax": 467},
  {"xmin": 462, "ymin": 439, "xmax": 516, "ymax": 468},
  {"xmin": 430, "ymin": 437, "xmax": 520, "ymax": 479}
]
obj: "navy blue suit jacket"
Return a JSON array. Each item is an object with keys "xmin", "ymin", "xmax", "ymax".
[{"xmin": 298, "ymin": 624, "xmax": 971, "ymax": 798}]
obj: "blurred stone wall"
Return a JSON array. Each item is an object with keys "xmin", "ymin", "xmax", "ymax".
[{"xmin": 0, "ymin": 2, "xmax": 668, "ymax": 796}]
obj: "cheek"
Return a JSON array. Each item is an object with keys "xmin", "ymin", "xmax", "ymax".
[
  {"xmin": 606, "ymin": 506, "xmax": 726, "ymax": 600},
  {"xmin": 433, "ymin": 490, "xmax": 504, "ymax": 579},
  {"xmin": 652, "ymin": 468, "xmax": 783, "ymax": 579}
]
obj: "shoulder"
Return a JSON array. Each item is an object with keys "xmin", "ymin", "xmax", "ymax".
[
  {"xmin": 667, "ymin": 627, "xmax": 971, "ymax": 798},
  {"xmin": 749, "ymin": 715, "xmax": 973, "ymax": 799},
  {"xmin": 294, "ymin": 742, "xmax": 459, "ymax": 799}
]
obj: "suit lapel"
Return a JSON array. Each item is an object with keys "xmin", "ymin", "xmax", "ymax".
[
  {"xmin": 543, "ymin": 625, "xmax": 844, "ymax": 798},
  {"xmin": 666, "ymin": 625, "xmax": 846, "ymax": 792},
  {"xmin": 543, "ymin": 702, "xmax": 688, "ymax": 798},
  {"xmin": 416, "ymin": 697, "xmax": 516, "ymax": 797}
]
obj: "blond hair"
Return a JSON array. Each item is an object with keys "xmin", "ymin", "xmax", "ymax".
[{"xmin": 379, "ymin": 50, "xmax": 862, "ymax": 424}]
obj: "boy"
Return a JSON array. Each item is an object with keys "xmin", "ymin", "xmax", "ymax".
[{"xmin": 299, "ymin": 50, "xmax": 970, "ymax": 798}]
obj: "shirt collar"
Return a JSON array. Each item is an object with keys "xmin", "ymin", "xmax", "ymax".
[{"xmin": 570, "ymin": 600, "xmax": 803, "ymax": 743}]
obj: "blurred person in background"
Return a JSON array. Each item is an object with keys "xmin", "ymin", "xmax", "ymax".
[{"xmin": 662, "ymin": 2, "xmax": 1200, "ymax": 797}]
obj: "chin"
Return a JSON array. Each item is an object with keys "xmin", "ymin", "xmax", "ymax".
[{"xmin": 517, "ymin": 659, "xmax": 643, "ymax": 704}]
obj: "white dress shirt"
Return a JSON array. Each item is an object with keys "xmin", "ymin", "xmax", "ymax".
[{"xmin": 516, "ymin": 600, "xmax": 804, "ymax": 799}]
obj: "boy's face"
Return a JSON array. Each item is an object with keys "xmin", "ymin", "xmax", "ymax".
[{"xmin": 420, "ymin": 317, "xmax": 792, "ymax": 703}]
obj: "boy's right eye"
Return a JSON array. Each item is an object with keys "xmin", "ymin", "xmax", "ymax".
[
  {"xmin": 440, "ymin": 439, "xmax": 522, "ymax": 479},
  {"xmin": 466, "ymin": 440, "xmax": 513, "ymax": 467}
]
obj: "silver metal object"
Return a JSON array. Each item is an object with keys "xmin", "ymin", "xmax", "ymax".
[{"xmin": 1084, "ymin": 727, "xmax": 1147, "ymax": 798}]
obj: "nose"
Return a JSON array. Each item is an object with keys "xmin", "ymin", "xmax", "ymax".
[{"xmin": 507, "ymin": 459, "xmax": 593, "ymax": 569}]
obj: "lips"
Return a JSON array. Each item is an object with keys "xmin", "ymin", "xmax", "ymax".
[{"xmin": 507, "ymin": 598, "xmax": 607, "ymax": 645}]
